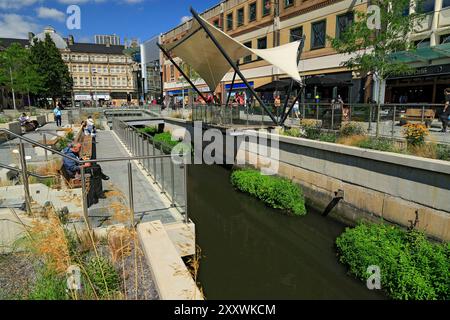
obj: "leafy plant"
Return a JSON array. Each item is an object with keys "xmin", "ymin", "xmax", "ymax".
[
  {"xmin": 336, "ymin": 223, "xmax": 449, "ymax": 300},
  {"xmin": 28, "ymin": 267, "xmax": 68, "ymax": 300},
  {"xmin": 231, "ymin": 169, "xmax": 306, "ymax": 216},
  {"xmin": 84, "ymin": 256, "xmax": 120, "ymax": 299},
  {"xmin": 403, "ymin": 123, "xmax": 429, "ymax": 146},
  {"xmin": 300, "ymin": 119, "xmax": 321, "ymax": 140},
  {"xmin": 282, "ymin": 127, "xmax": 305, "ymax": 138},
  {"xmin": 357, "ymin": 137, "xmax": 398, "ymax": 152},
  {"xmin": 318, "ymin": 133, "xmax": 337, "ymax": 143},
  {"xmin": 340, "ymin": 121, "xmax": 366, "ymax": 137},
  {"xmin": 138, "ymin": 126, "xmax": 158, "ymax": 136},
  {"xmin": 436, "ymin": 144, "xmax": 450, "ymax": 161}
]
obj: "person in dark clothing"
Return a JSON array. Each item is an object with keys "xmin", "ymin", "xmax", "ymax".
[
  {"xmin": 441, "ymin": 88, "xmax": 450, "ymax": 133},
  {"xmin": 62, "ymin": 143, "xmax": 110, "ymax": 206}
]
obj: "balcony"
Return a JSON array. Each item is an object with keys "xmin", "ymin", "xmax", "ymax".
[{"xmin": 439, "ymin": 6, "xmax": 450, "ymax": 28}]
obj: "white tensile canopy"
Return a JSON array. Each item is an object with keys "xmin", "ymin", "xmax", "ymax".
[{"xmin": 162, "ymin": 15, "xmax": 302, "ymax": 92}]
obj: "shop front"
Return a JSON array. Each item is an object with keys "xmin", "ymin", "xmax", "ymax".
[{"xmin": 386, "ymin": 64, "xmax": 450, "ymax": 104}]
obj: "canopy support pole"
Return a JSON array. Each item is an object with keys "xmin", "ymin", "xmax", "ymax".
[
  {"xmin": 280, "ymin": 86, "xmax": 303, "ymax": 126},
  {"xmin": 225, "ymin": 65, "xmax": 238, "ymax": 107},
  {"xmin": 157, "ymin": 42, "xmax": 208, "ymax": 103},
  {"xmin": 279, "ymin": 79, "xmax": 294, "ymax": 125},
  {"xmin": 190, "ymin": 7, "xmax": 278, "ymax": 125}
]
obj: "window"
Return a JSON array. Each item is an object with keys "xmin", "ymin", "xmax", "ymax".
[
  {"xmin": 170, "ymin": 65, "xmax": 175, "ymax": 80},
  {"xmin": 257, "ymin": 36, "xmax": 267, "ymax": 60},
  {"xmin": 213, "ymin": 19, "xmax": 220, "ymax": 28},
  {"xmin": 444, "ymin": 0, "xmax": 450, "ymax": 8},
  {"xmin": 311, "ymin": 20, "xmax": 326, "ymax": 49},
  {"xmin": 417, "ymin": 0, "xmax": 435, "ymax": 13},
  {"xmin": 336, "ymin": 12, "xmax": 354, "ymax": 39},
  {"xmin": 249, "ymin": 3, "xmax": 257, "ymax": 22},
  {"xmin": 243, "ymin": 41, "xmax": 252, "ymax": 63},
  {"xmin": 290, "ymin": 26, "xmax": 303, "ymax": 42},
  {"xmin": 237, "ymin": 8, "xmax": 244, "ymax": 27},
  {"xmin": 227, "ymin": 13, "xmax": 233, "ymax": 31},
  {"xmin": 262, "ymin": 0, "xmax": 271, "ymax": 16},
  {"xmin": 415, "ymin": 39, "xmax": 430, "ymax": 48},
  {"xmin": 441, "ymin": 34, "xmax": 450, "ymax": 44},
  {"xmin": 284, "ymin": 0, "xmax": 294, "ymax": 8}
]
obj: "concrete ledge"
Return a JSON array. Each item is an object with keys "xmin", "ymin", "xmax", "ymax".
[
  {"xmin": 137, "ymin": 221, "xmax": 203, "ymax": 300},
  {"xmin": 31, "ymin": 115, "xmax": 46, "ymax": 126},
  {"xmin": 0, "ymin": 209, "xmax": 33, "ymax": 254}
]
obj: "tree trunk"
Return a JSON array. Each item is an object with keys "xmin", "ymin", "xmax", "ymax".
[{"xmin": 376, "ymin": 78, "xmax": 383, "ymax": 137}]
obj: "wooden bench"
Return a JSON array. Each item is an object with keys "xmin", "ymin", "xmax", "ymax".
[
  {"xmin": 59, "ymin": 128, "xmax": 94, "ymax": 189},
  {"xmin": 401, "ymin": 108, "xmax": 436, "ymax": 127}
]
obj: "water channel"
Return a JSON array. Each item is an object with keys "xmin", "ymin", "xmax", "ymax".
[{"xmin": 187, "ymin": 164, "xmax": 386, "ymax": 300}]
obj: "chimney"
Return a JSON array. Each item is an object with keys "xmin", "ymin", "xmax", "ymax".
[{"xmin": 68, "ymin": 35, "xmax": 74, "ymax": 45}]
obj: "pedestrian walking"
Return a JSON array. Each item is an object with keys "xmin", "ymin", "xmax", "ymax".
[
  {"xmin": 441, "ymin": 88, "xmax": 450, "ymax": 133},
  {"xmin": 53, "ymin": 105, "xmax": 62, "ymax": 127}
]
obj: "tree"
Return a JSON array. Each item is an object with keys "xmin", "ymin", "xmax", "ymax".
[
  {"xmin": 0, "ymin": 43, "xmax": 43, "ymax": 109},
  {"xmin": 30, "ymin": 33, "xmax": 73, "ymax": 106},
  {"xmin": 330, "ymin": 0, "xmax": 424, "ymax": 136}
]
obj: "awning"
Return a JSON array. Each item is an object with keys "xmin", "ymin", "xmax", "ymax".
[
  {"xmin": 390, "ymin": 42, "xmax": 450, "ymax": 63},
  {"xmin": 255, "ymin": 80, "xmax": 300, "ymax": 92},
  {"xmin": 162, "ymin": 15, "xmax": 302, "ymax": 92},
  {"xmin": 304, "ymin": 75, "xmax": 353, "ymax": 87}
]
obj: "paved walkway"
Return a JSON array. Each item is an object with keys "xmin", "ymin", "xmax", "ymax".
[{"xmin": 87, "ymin": 129, "xmax": 183, "ymax": 228}]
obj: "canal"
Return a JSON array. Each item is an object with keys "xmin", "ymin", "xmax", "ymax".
[{"xmin": 188, "ymin": 164, "xmax": 386, "ymax": 300}]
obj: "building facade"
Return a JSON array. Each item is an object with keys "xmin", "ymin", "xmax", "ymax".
[
  {"xmin": 95, "ymin": 34, "xmax": 121, "ymax": 46},
  {"xmin": 160, "ymin": 0, "xmax": 450, "ymax": 106},
  {"xmin": 161, "ymin": 0, "xmax": 370, "ymax": 105},
  {"xmin": 0, "ymin": 27, "xmax": 138, "ymax": 108},
  {"xmin": 140, "ymin": 35, "xmax": 163, "ymax": 102}
]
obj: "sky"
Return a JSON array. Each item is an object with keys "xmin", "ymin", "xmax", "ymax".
[{"xmin": 0, "ymin": 0, "xmax": 219, "ymax": 43}]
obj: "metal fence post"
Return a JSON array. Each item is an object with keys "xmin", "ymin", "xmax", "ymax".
[
  {"xmin": 152, "ymin": 140, "xmax": 156, "ymax": 178},
  {"xmin": 170, "ymin": 161, "xmax": 175, "ymax": 207},
  {"xmin": 331, "ymin": 105, "xmax": 335, "ymax": 130},
  {"xmin": 18, "ymin": 141, "xmax": 31, "ymax": 215},
  {"xmin": 43, "ymin": 134, "xmax": 48, "ymax": 162},
  {"xmin": 183, "ymin": 163, "xmax": 188, "ymax": 224},
  {"xmin": 392, "ymin": 105, "xmax": 396, "ymax": 139},
  {"xmin": 368, "ymin": 104, "xmax": 373, "ymax": 132},
  {"xmin": 160, "ymin": 143, "xmax": 165, "ymax": 194},
  {"xmin": 127, "ymin": 161, "xmax": 135, "ymax": 226},
  {"xmin": 421, "ymin": 105, "xmax": 425, "ymax": 124},
  {"xmin": 80, "ymin": 167, "xmax": 91, "ymax": 230},
  {"xmin": 146, "ymin": 139, "xmax": 150, "ymax": 174}
]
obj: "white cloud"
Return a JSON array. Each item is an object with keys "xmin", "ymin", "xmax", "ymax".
[
  {"xmin": 123, "ymin": 0, "xmax": 144, "ymax": 3},
  {"xmin": 57, "ymin": 0, "xmax": 91, "ymax": 4},
  {"xmin": 0, "ymin": 14, "xmax": 39, "ymax": 38},
  {"xmin": 181, "ymin": 16, "xmax": 191, "ymax": 23},
  {"xmin": 0, "ymin": 0, "xmax": 38, "ymax": 10},
  {"xmin": 36, "ymin": 7, "xmax": 66, "ymax": 22}
]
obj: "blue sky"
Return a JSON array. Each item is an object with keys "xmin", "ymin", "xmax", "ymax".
[{"xmin": 0, "ymin": 0, "xmax": 219, "ymax": 43}]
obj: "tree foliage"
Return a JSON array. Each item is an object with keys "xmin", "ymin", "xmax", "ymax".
[
  {"xmin": 330, "ymin": 0, "xmax": 424, "ymax": 80},
  {"xmin": 29, "ymin": 34, "xmax": 73, "ymax": 103}
]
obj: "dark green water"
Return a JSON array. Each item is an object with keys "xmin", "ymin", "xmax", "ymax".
[{"xmin": 188, "ymin": 165, "xmax": 386, "ymax": 300}]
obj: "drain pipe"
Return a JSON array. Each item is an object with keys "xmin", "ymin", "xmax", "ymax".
[{"xmin": 322, "ymin": 189, "xmax": 344, "ymax": 217}]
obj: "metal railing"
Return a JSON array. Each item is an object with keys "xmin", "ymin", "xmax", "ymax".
[
  {"xmin": 0, "ymin": 127, "xmax": 187, "ymax": 230},
  {"xmin": 113, "ymin": 119, "xmax": 188, "ymax": 222}
]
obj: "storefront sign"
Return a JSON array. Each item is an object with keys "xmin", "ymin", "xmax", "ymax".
[
  {"xmin": 390, "ymin": 64, "xmax": 450, "ymax": 79},
  {"xmin": 225, "ymin": 81, "xmax": 254, "ymax": 90}
]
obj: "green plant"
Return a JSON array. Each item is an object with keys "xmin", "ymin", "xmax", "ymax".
[
  {"xmin": 336, "ymin": 223, "xmax": 449, "ymax": 300},
  {"xmin": 300, "ymin": 119, "xmax": 321, "ymax": 140},
  {"xmin": 28, "ymin": 267, "xmax": 68, "ymax": 300},
  {"xmin": 230, "ymin": 169, "xmax": 306, "ymax": 216},
  {"xmin": 340, "ymin": 122, "xmax": 366, "ymax": 137},
  {"xmin": 282, "ymin": 127, "xmax": 304, "ymax": 138},
  {"xmin": 84, "ymin": 256, "xmax": 120, "ymax": 299},
  {"xmin": 436, "ymin": 144, "xmax": 450, "ymax": 161},
  {"xmin": 318, "ymin": 133, "xmax": 337, "ymax": 143},
  {"xmin": 357, "ymin": 137, "xmax": 397, "ymax": 152},
  {"xmin": 138, "ymin": 126, "xmax": 158, "ymax": 136},
  {"xmin": 403, "ymin": 123, "xmax": 429, "ymax": 146},
  {"xmin": 0, "ymin": 115, "xmax": 9, "ymax": 124}
]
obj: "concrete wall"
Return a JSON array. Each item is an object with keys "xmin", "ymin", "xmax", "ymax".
[{"xmin": 237, "ymin": 131, "xmax": 450, "ymax": 241}]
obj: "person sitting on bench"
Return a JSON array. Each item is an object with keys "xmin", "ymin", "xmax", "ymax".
[
  {"xmin": 62, "ymin": 143, "xmax": 110, "ymax": 203},
  {"xmin": 18, "ymin": 113, "xmax": 38, "ymax": 131}
]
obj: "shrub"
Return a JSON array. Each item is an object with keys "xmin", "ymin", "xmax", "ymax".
[
  {"xmin": 282, "ymin": 127, "xmax": 305, "ymax": 138},
  {"xmin": 318, "ymin": 133, "xmax": 337, "ymax": 143},
  {"xmin": 436, "ymin": 144, "xmax": 450, "ymax": 161},
  {"xmin": 230, "ymin": 169, "xmax": 306, "ymax": 216},
  {"xmin": 28, "ymin": 267, "xmax": 68, "ymax": 300},
  {"xmin": 300, "ymin": 119, "xmax": 321, "ymax": 139},
  {"xmin": 403, "ymin": 123, "xmax": 429, "ymax": 146},
  {"xmin": 337, "ymin": 135, "xmax": 367, "ymax": 147},
  {"xmin": 84, "ymin": 256, "xmax": 120, "ymax": 299},
  {"xmin": 340, "ymin": 121, "xmax": 366, "ymax": 137},
  {"xmin": 138, "ymin": 126, "xmax": 158, "ymax": 136},
  {"xmin": 357, "ymin": 137, "xmax": 397, "ymax": 153},
  {"xmin": 336, "ymin": 223, "xmax": 449, "ymax": 300}
]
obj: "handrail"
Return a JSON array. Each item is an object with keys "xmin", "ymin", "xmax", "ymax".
[
  {"xmin": 0, "ymin": 162, "xmax": 56, "ymax": 179},
  {"xmin": 0, "ymin": 128, "xmax": 176, "ymax": 165}
]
